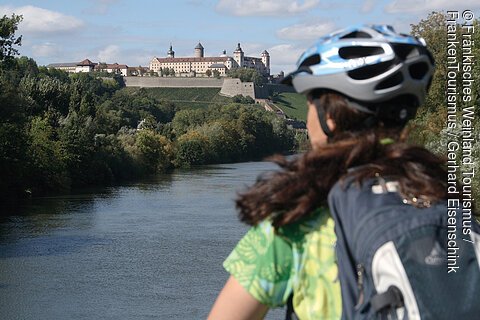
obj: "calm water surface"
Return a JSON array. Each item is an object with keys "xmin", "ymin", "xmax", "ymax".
[{"xmin": 0, "ymin": 161, "xmax": 286, "ymax": 319}]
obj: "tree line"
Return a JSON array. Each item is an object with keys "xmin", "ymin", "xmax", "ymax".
[{"xmin": 0, "ymin": 14, "xmax": 296, "ymax": 202}]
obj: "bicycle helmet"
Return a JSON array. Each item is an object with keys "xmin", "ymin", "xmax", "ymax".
[{"xmin": 283, "ymin": 24, "xmax": 435, "ymax": 124}]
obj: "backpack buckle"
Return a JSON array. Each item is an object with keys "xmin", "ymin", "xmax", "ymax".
[{"xmin": 371, "ymin": 285, "xmax": 404, "ymax": 312}]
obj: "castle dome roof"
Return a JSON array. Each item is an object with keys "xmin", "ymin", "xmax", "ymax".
[
  {"xmin": 195, "ymin": 42, "xmax": 204, "ymax": 49},
  {"xmin": 234, "ymin": 43, "xmax": 243, "ymax": 52}
]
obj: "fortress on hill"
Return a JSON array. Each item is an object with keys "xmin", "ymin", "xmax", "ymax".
[
  {"xmin": 47, "ymin": 42, "xmax": 278, "ymax": 100},
  {"xmin": 149, "ymin": 42, "xmax": 270, "ymax": 77}
]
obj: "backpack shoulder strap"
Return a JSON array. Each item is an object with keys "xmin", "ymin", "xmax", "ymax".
[{"xmin": 285, "ymin": 293, "xmax": 298, "ymax": 320}]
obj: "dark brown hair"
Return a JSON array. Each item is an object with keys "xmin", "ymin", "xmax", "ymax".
[{"xmin": 236, "ymin": 92, "xmax": 447, "ymax": 228}]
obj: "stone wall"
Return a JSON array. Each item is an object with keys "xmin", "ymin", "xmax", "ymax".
[
  {"xmin": 219, "ymin": 78, "xmax": 256, "ymax": 98},
  {"xmin": 124, "ymin": 77, "xmax": 224, "ymax": 88},
  {"xmin": 254, "ymin": 85, "xmax": 269, "ymax": 99},
  {"xmin": 266, "ymin": 83, "xmax": 297, "ymax": 94},
  {"xmin": 124, "ymin": 76, "xmax": 272, "ymax": 99}
]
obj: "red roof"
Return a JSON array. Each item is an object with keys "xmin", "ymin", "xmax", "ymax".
[
  {"xmin": 95, "ymin": 63, "xmax": 128, "ymax": 69},
  {"xmin": 77, "ymin": 59, "xmax": 96, "ymax": 66}
]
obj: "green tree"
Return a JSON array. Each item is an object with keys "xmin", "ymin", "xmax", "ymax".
[
  {"xmin": 270, "ymin": 116, "xmax": 295, "ymax": 152},
  {"xmin": 94, "ymin": 133, "xmax": 137, "ymax": 181},
  {"xmin": 27, "ymin": 116, "xmax": 68, "ymax": 193},
  {"xmin": 0, "ymin": 14, "xmax": 23, "ymax": 65},
  {"xmin": 95, "ymin": 100, "xmax": 124, "ymax": 134},
  {"xmin": 172, "ymin": 108, "xmax": 206, "ymax": 135},
  {"xmin": 175, "ymin": 130, "xmax": 210, "ymax": 166},
  {"xmin": 0, "ymin": 60, "xmax": 29, "ymax": 199},
  {"xmin": 20, "ymin": 75, "xmax": 71, "ymax": 116},
  {"xmin": 232, "ymin": 94, "xmax": 255, "ymax": 104},
  {"xmin": 205, "ymin": 69, "xmax": 212, "ymax": 77},
  {"xmin": 410, "ymin": 12, "xmax": 447, "ymax": 115},
  {"xmin": 16, "ymin": 56, "xmax": 38, "ymax": 77},
  {"xmin": 58, "ymin": 112, "xmax": 97, "ymax": 187},
  {"xmin": 134, "ymin": 129, "xmax": 173, "ymax": 173},
  {"xmin": 196, "ymin": 120, "xmax": 242, "ymax": 163},
  {"xmin": 212, "ymin": 70, "xmax": 220, "ymax": 78},
  {"xmin": 38, "ymin": 65, "xmax": 70, "ymax": 82},
  {"xmin": 227, "ymin": 68, "xmax": 265, "ymax": 85}
]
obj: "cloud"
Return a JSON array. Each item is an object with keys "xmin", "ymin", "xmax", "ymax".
[
  {"xmin": 216, "ymin": 0, "xmax": 319, "ymax": 16},
  {"xmin": 31, "ymin": 42, "xmax": 61, "ymax": 57},
  {"xmin": 0, "ymin": 5, "xmax": 84, "ymax": 34},
  {"xmin": 267, "ymin": 44, "xmax": 305, "ymax": 73},
  {"xmin": 86, "ymin": 0, "xmax": 120, "ymax": 15},
  {"xmin": 239, "ymin": 42, "xmax": 264, "ymax": 56},
  {"xmin": 385, "ymin": 0, "xmax": 480, "ymax": 13},
  {"xmin": 277, "ymin": 21, "xmax": 336, "ymax": 41},
  {"xmin": 97, "ymin": 45, "xmax": 122, "ymax": 63}
]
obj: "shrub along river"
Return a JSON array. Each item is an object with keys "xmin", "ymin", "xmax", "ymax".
[{"xmin": 0, "ymin": 161, "xmax": 288, "ymax": 319}]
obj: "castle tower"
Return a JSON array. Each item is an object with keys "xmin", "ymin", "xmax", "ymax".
[
  {"xmin": 167, "ymin": 44, "xmax": 175, "ymax": 58},
  {"xmin": 261, "ymin": 50, "xmax": 270, "ymax": 75},
  {"xmin": 194, "ymin": 42, "xmax": 204, "ymax": 58},
  {"xmin": 233, "ymin": 43, "xmax": 244, "ymax": 68}
]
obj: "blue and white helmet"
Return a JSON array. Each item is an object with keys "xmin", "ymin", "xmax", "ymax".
[{"xmin": 283, "ymin": 25, "xmax": 435, "ymax": 119}]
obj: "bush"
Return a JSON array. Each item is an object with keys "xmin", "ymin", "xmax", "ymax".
[
  {"xmin": 175, "ymin": 131, "xmax": 211, "ymax": 166},
  {"xmin": 232, "ymin": 94, "xmax": 255, "ymax": 104}
]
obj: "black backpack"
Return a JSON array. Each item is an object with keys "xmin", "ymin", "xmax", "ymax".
[{"xmin": 328, "ymin": 176, "xmax": 480, "ymax": 319}]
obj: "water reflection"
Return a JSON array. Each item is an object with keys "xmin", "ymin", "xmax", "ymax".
[{"xmin": 0, "ymin": 161, "xmax": 286, "ymax": 320}]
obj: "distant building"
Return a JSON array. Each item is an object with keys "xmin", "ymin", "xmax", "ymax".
[
  {"xmin": 94, "ymin": 62, "xmax": 129, "ymax": 76},
  {"xmin": 149, "ymin": 42, "xmax": 270, "ymax": 77},
  {"xmin": 46, "ymin": 62, "xmax": 77, "ymax": 73},
  {"xmin": 127, "ymin": 66, "xmax": 149, "ymax": 76},
  {"xmin": 47, "ymin": 59, "xmax": 129, "ymax": 76},
  {"xmin": 76, "ymin": 59, "xmax": 96, "ymax": 73}
]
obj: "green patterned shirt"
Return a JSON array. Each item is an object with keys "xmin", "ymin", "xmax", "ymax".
[{"xmin": 224, "ymin": 208, "xmax": 341, "ymax": 319}]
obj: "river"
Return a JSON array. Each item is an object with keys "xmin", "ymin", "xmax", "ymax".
[{"xmin": 0, "ymin": 161, "xmax": 288, "ymax": 319}]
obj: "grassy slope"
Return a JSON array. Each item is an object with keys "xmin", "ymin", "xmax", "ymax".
[
  {"xmin": 125, "ymin": 87, "xmax": 233, "ymax": 109},
  {"xmin": 123, "ymin": 87, "xmax": 307, "ymax": 117},
  {"xmin": 272, "ymin": 92, "xmax": 308, "ymax": 121}
]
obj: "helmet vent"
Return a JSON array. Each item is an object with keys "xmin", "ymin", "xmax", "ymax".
[
  {"xmin": 409, "ymin": 62, "xmax": 429, "ymax": 79},
  {"xmin": 299, "ymin": 54, "xmax": 321, "ymax": 67},
  {"xmin": 340, "ymin": 31, "xmax": 372, "ymax": 39},
  {"xmin": 375, "ymin": 72, "xmax": 404, "ymax": 90},
  {"xmin": 348, "ymin": 60, "xmax": 394, "ymax": 80},
  {"xmin": 339, "ymin": 46, "xmax": 384, "ymax": 59},
  {"xmin": 392, "ymin": 44, "xmax": 419, "ymax": 61}
]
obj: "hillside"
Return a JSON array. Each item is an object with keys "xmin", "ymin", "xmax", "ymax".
[
  {"xmin": 125, "ymin": 87, "xmax": 233, "ymax": 109},
  {"xmin": 272, "ymin": 92, "xmax": 308, "ymax": 121}
]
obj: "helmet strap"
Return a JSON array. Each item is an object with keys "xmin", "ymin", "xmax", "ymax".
[{"xmin": 315, "ymin": 103, "xmax": 334, "ymax": 138}]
